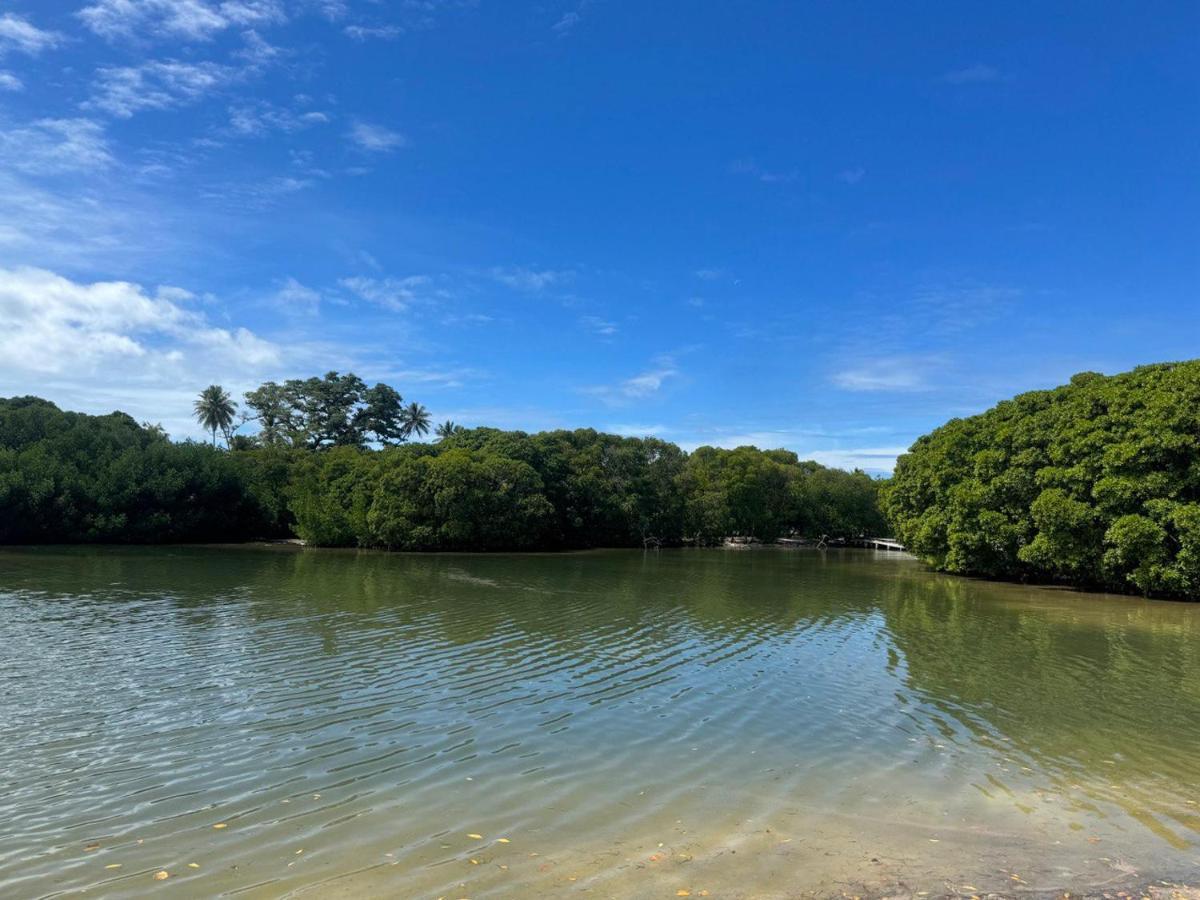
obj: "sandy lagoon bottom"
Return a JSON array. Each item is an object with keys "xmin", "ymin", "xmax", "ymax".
[{"xmin": 1, "ymin": 545, "xmax": 1198, "ymax": 898}]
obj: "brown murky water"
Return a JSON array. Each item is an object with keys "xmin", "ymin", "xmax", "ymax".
[{"xmin": 1, "ymin": 545, "xmax": 1198, "ymax": 898}]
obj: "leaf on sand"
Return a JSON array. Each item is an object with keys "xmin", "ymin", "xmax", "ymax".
[
  {"xmin": 153, "ymin": 870, "xmax": 169, "ymax": 880},
  {"xmin": 213, "ymin": 823, "xmax": 228, "ymax": 829},
  {"xmin": 467, "ymin": 833, "xmax": 483, "ymax": 840},
  {"xmin": 85, "ymin": 843, "xmax": 100, "ymax": 852},
  {"xmin": 470, "ymin": 859, "xmax": 479, "ymax": 865},
  {"xmin": 188, "ymin": 863, "xmax": 200, "ymax": 869},
  {"xmin": 496, "ymin": 838, "xmax": 510, "ymax": 843},
  {"xmin": 105, "ymin": 864, "xmax": 121, "ymax": 869},
  {"xmin": 677, "ymin": 891, "xmax": 692, "ymax": 897}
]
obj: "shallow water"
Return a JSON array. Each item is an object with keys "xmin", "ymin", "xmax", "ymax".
[{"xmin": 1, "ymin": 545, "xmax": 1199, "ymax": 898}]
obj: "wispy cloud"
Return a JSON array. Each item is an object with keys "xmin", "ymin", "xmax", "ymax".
[
  {"xmin": 491, "ymin": 266, "xmax": 571, "ymax": 293},
  {"xmin": 88, "ymin": 59, "xmax": 237, "ymax": 117},
  {"xmin": 272, "ymin": 277, "xmax": 321, "ymax": 315},
  {"xmin": 0, "ymin": 118, "xmax": 114, "ymax": 174},
  {"xmin": 552, "ymin": 0, "xmax": 591, "ymax": 36},
  {"xmin": 228, "ymin": 100, "xmax": 329, "ymax": 136},
  {"xmin": 730, "ymin": 158, "xmax": 798, "ymax": 184},
  {"xmin": 607, "ymin": 423, "xmax": 667, "ymax": 437},
  {"xmin": 941, "ymin": 64, "xmax": 1003, "ymax": 84},
  {"xmin": 78, "ymin": 0, "xmax": 286, "ymax": 42},
  {"xmin": 0, "ymin": 70, "xmax": 22, "ymax": 91},
  {"xmin": 200, "ymin": 174, "xmax": 317, "ymax": 210},
  {"xmin": 344, "ymin": 23, "xmax": 402, "ymax": 40},
  {"xmin": 838, "ymin": 167, "xmax": 866, "ymax": 184},
  {"xmin": 911, "ymin": 283, "xmax": 1023, "ymax": 333},
  {"xmin": 386, "ymin": 367, "xmax": 481, "ymax": 389},
  {"xmin": 348, "ymin": 120, "xmax": 407, "ymax": 152},
  {"xmin": 831, "ymin": 355, "xmax": 942, "ymax": 392},
  {"xmin": 580, "ymin": 315, "xmax": 617, "ymax": 336},
  {"xmin": 0, "ymin": 13, "xmax": 63, "ymax": 55},
  {"xmin": 340, "ymin": 275, "xmax": 438, "ymax": 311},
  {"xmin": 585, "ymin": 357, "xmax": 680, "ymax": 405}
]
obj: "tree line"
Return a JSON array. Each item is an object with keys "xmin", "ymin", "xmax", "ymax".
[
  {"xmin": 0, "ymin": 378, "xmax": 887, "ymax": 549},
  {"xmin": 288, "ymin": 429, "xmax": 886, "ymax": 551},
  {"xmin": 884, "ymin": 360, "xmax": 1200, "ymax": 599}
]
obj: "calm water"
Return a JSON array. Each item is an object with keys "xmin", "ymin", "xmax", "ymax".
[{"xmin": 2, "ymin": 546, "xmax": 1199, "ymax": 899}]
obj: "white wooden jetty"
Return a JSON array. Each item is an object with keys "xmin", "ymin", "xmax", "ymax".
[{"xmin": 859, "ymin": 537, "xmax": 905, "ymax": 551}]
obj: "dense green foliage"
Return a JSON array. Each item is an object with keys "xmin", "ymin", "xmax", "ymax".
[
  {"xmin": 289, "ymin": 428, "xmax": 887, "ymax": 551},
  {"xmin": 0, "ymin": 397, "xmax": 292, "ymax": 543},
  {"xmin": 239, "ymin": 372, "xmax": 429, "ymax": 449},
  {"xmin": 0, "ymin": 396, "xmax": 886, "ymax": 550},
  {"xmin": 883, "ymin": 361, "xmax": 1200, "ymax": 598}
]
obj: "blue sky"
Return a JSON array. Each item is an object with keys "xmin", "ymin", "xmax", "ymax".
[{"xmin": 0, "ymin": 1, "xmax": 1196, "ymax": 471}]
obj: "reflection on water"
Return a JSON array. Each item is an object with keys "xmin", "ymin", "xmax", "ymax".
[{"xmin": 1, "ymin": 546, "xmax": 1198, "ymax": 898}]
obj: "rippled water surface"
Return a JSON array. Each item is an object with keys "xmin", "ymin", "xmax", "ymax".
[{"xmin": 2, "ymin": 546, "xmax": 1200, "ymax": 898}]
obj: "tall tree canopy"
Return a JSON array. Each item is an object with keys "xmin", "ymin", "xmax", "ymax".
[
  {"xmin": 883, "ymin": 361, "xmax": 1200, "ymax": 598},
  {"xmin": 241, "ymin": 372, "xmax": 411, "ymax": 449}
]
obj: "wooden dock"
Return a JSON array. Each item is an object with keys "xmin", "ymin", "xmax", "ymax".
[{"xmin": 858, "ymin": 537, "xmax": 906, "ymax": 551}]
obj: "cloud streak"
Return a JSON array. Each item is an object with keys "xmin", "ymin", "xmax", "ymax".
[
  {"xmin": 78, "ymin": 0, "xmax": 286, "ymax": 42},
  {"xmin": 0, "ymin": 13, "xmax": 63, "ymax": 55},
  {"xmin": 348, "ymin": 120, "xmax": 408, "ymax": 152}
]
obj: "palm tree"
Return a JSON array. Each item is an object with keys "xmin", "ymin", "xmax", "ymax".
[
  {"xmin": 402, "ymin": 402, "xmax": 431, "ymax": 439},
  {"xmin": 435, "ymin": 420, "xmax": 462, "ymax": 441},
  {"xmin": 194, "ymin": 385, "xmax": 237, "ymax": 447}
]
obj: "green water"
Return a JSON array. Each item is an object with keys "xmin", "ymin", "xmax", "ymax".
[{"xmin": 1, "ymin": 546, "xmax": 1198, "ymax": 898}]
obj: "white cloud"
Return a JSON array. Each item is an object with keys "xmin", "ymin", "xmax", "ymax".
[
  {"xmin": 78, "ymin": 0, "xmax": 286, "ymax": 42},
  {"xmin": 340, "ymin": 275, "xmax": 435, "ymax": 311},
  {"xmin": 386, "ymin": 367, "xmax": 480, "ymax": 389},
  {"xmin": 942, "ymin": 64, "xmax": 1003, "ymax": 84},
  {"xmin": 272, "ymin": 277, "xmax": 321, "ymax": 315},
  {"xmin": 0, "ymin": 118, "xmax": 114, "ymax": 175},
  {"xmin": 621, "ymin": 366, "xmax": 678, "ymax": 397},
  {"xmin": 348, "ymin": 120, "xmax": 407, "ymax": 152},
  {"xmin": 0, "ymin": 70, "xmax": 23, "ymax": 91},
  {"xmin": 839, "ymin": 167, "xmax": 866, "ymax": 184},
  {"xmin": 228, "ymin": 100, "xmax": 329, "ymax": 135},
  {"xmin": 0, "ymin": 13, "xmax": 63, "ymax": 55},
  {"xmin": 831, "ymin": 356, "xmax": 939, "ymax": 392},
  {"xmin": 490, "ymin": 266, "xmax": 571, "ymax": 293},
  {"xmin": 88, "ymin": 59, "xmax": 236, "ymax": 117},
  {"xmin": 730, "ymin": 158, "xmax": 798, "ymax": 184},
  {"xmin": 0, "ymin": 266, "xmax": 279, "ymax": 378},
  {"xmin": 201, "ymin": 174, "xmax": 317, "ymax": 209},
  {"xmin": 580, "ymin": 315, "xmax": 617, "ymax": 336},
  {"xmin": 552, "ymin": 0, "xmax": 590, "ymax": 36},
  {"xmin": 797, "ymin": 446, "xmax": 907, "ymax": 473},
  {"xmin": 585, "ymin": 358, "xmax": 680, "ymax": 405},
  {"xmin": 344, "ymin": 23, "xmax": 402, "ymax": 40},
  {"xmin": 607, "ymin": 423, "xmax": 667, "ymax": 437}
]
